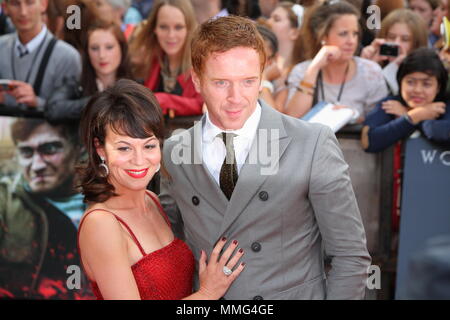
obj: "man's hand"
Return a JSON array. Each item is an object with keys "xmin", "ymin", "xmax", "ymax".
[
  {"xmin": 8, "ymin": 80, "xmax": 38, "ymax": 107},
  {"xmin": 382, "ymin": 100, "xmax": 408, "ymax": 117}
]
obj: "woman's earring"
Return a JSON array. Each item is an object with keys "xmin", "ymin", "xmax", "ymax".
[
  {"xmin": 321, "ymin": 40, "xmax": 326, "ymax": 46},
  {"xmin": 155, "ymin": 164, "xmax": 161, "ymax": 173},
  {"xmin": 99, "ymin": 156, "xmax": 109, "ymax": 176}
]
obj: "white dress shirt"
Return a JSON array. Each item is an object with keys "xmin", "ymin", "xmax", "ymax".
[
  {"xmin": 15, "ymin": 25, "xmax": 47, "ymax": 57},
  {"xmin": 202, "ymin": 103, "xmax": 262, "ymax": 186}
]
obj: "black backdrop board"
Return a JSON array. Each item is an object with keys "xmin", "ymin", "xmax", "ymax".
[
  {"xmin": 395, "ymin": 135, "xmax": 450, "ymax": 299},
  {"xmin": 0, "ymin": 113, "xmax": 94, "ymax": 299}
]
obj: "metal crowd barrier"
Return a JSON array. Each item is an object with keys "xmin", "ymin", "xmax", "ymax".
[{"xmin": 0, "ymin": 104, "xmax": 45, "ymax": 118}]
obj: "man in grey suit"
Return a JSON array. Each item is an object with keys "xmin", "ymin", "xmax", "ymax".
[{"xmin": 160, "ymin": 15, "xmax": 371, "ymax": 300}]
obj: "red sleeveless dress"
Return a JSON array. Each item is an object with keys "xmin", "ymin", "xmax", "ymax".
[{"xmin": 77, "ymin": 192, "xmax": 195, "ymax": 300}]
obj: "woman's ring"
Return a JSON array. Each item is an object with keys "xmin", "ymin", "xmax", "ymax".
[{"xmin": 222, "ymin": 266, "xmax": 232, "ymax": 276}]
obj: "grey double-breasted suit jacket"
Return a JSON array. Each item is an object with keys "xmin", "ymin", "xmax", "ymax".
[{"xmin": 159, "ymin": 101, "xmax": 371, "ymax": 299}]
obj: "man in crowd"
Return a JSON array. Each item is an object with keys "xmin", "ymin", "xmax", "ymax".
[
  {"xmin": 0, "ymin": 0, "xmax": 80, "ymax": 111},
  {"xmin": 160, "ymin": 16, "xmax": 371, "ymax": 299}
]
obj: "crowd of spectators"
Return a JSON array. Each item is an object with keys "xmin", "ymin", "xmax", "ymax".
[{"xmin": 0, "ymin": 0, "xmax": 448, "ymax": 129}]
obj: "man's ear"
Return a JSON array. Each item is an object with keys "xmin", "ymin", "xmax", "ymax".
[{"xmin": 191, "ymin": 69, "xmax": 201, "ymax": 94}]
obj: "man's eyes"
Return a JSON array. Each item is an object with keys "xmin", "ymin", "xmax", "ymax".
[
  {"xmin": 214, "ymin": 80, "xmax": 228, "ymax": 87},
  {"xmin": 213, "ymin": 80, "xmax": 257, "ymax": 87}
]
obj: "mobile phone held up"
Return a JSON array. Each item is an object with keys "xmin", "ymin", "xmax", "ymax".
[
  {"xmin": 379, "ymin": 43, "xmax": 399, "ymax": 57},
  {"xmin": 0, "ymin": 79, "xmax": 14, "ymax": 92}
]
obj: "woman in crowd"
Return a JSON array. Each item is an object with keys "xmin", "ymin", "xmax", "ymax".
[
  {"xmin": 361, "ymin": 48, "xmax": 450, "ymax": 153},
  {"xmin": 285, "ymin": 1, "xmax": 388, "ymax": 122},
  {"xmin": 265, "ymin": 1, "xmax": 304, "ymax": 111},
  {"xmin": 81, "ymin": 21, "xmax": 133, "ymax": 95},
  {"xmin": 46, "ymin": 21, "xmax": 133, "ymax": 121},
  {"xmin": 129, "ymin": 0, "xmax": 202, "ymax": 117},
  {"xmin": 77, "ymin": 79, "xmax": 245, "ymax": 299},
  {"xmin": 360, "ymin": 9, "xmax": 428, "ymax": 95},
  {"xmin": 407, "ymin": 0, "xmax": 442, "ymax": 47}
]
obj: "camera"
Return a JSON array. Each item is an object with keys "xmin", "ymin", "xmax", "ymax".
[{"xmin": 379, "ymin": 43, "xmax": 399, "ymax": 57}]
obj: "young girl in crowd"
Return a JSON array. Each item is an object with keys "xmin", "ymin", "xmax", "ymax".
[
  {"xmin": 129, "ymin": 0, "xmax": 202, "ymax": 117},
  {"xmin": 82, "ymin": 20, "xmax": 133, "ymax": 95},
  {"xmin": 285, "ymin": 1, "xmax": 388, "ymax": 122},
  {"xmin": 361, "ymin": 48, "xmax": 450, "ymax": 153},
  {"xmin": 361, "ymin": 9, "xmax": 428, "ymax": 95},
  {"xmin": 265, "ymin": 1, "xmax": 304, "ymax": 111},
  {"xmin": 46, "ymin": 21, "xmax": 133, "ymax": 121}
]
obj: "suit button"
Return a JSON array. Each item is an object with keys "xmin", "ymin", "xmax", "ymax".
[
  {"xmin": 253, "ymin": 295, "xmax": 263, "ymax": 300},
  {"xmin": 259, "ymin": 191, "xmax": 269, "ymax": 201},
  {"xmin": 251, "ymin": 242, "xmax": 261, "ymax": 252},
  {"xmin": 192, "ymin": 196, "xmax": 200, "ymax": 206}
]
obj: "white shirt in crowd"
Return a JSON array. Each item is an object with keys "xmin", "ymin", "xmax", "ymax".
[{"xmin": 15, "ymin": 25, "xmax": 47, "ymax": 57}]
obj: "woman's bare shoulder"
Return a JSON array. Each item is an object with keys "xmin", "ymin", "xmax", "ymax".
[{"xmin": 79, "ymin": 204, "xmax": 123, "ymax": 246}]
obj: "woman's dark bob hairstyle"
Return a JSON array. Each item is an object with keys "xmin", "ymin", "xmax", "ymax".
[
  {"xmin": 397, "ymin": 48, "xmax": 448, "ymax": 104},
  {"xmin": 78, "ymin": 79, "xmax": 165, "ymax": 203}
]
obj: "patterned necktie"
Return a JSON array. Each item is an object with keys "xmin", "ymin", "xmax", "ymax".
[
  {"xmin": 18, "ymin": 45, "xmax": 29, "ymax": 58},
  {"xmin": 219, "ymin": 132, "xmax": 238, "ymax": 200}
]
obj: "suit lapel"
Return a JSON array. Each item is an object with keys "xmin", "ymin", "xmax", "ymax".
[
  {"xmin": 179, "ymin": 117, "xmax": 229, "ymax": 215},
  {"xmin": 218, "ymin": 102, "xmax": 292, "ymax": 236}
]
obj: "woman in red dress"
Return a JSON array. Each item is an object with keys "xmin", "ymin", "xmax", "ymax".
[
  {"xmin": 129, "ymin": 0, "xmax": 203, "ymax": 117},
  {"xmin": 77, "ymin": 79, "xmax": 245, "ymax": 299}
]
